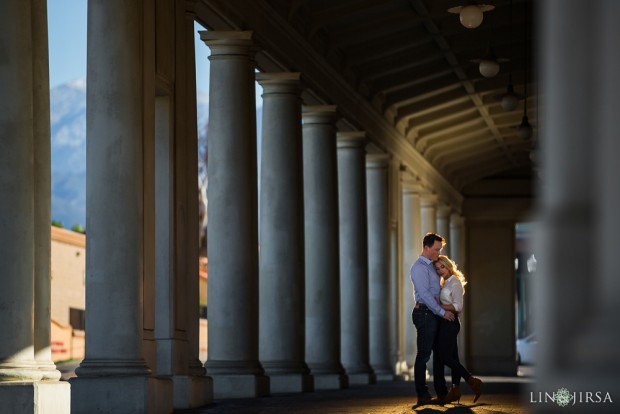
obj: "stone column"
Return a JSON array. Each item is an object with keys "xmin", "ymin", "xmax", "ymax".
[
  {"xmin": 71, "ymin": 1, "xmax": 158, "ymax": 412},
  {"xmin": 257, "ymin": 72, "xmax": 312, "ymax": 393},
  {"xmin": 337, "ymin": 131, "xmax": 375, "ymax": 385},
  {"xmin": 436, "ymin": 204, "xmax": 451, "ymax": 247},
  {"xmin": 389, "ymin": 219, "xmax": 399, "ymax": 371},
  {"xmin": 449, "ymin": 213, "xmax": 467, "ymax": 362},
  {"xmin": 0, "ymin": 0, "xmax": 40, "ymax": 384},
  {"xmin": 0, "ymin": 0, "xmax": 40, "ymax": 386},
  {"xmin": 366, "ymin": 154, "xmax": 393, "ymax": 380},
  {"xmin": 200, "ymin": 31, "xmax": 268, "ymax": 398},
  {"xmin": 400, "ymin": 181, "xmax": 421, "ymax": 373},
  {"xmin": 302, "ymin": 106, "xmax": 348, "ymax": 390},
  {"xmin": 32, "ymin": 0, "xmax": 61, "ymax": 382},
  {"xmin": 387, "ymin": 161, "xmax": 401, "ymax": 372},
  {"xmin": 449, "ymin": 214, "xmax": 465, "ymax": 267},
  {"xmin": 415, "ymin": 192, "xmax": 438, "ymax": 376},
  {"xmin": 419, "ymin": 193, "xmax": 438, "ymax": 236},
  {"xmin": 532, "ymin": 2, "xmax": 620, "ymax": 410}
]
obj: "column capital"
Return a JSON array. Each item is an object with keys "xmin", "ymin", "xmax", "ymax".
[
  {"xmin": 436, "ymin": 204, "xmax": 452, "ymax": 218},
  {"xmin": 302, "ymin": 105, "xmax": 338, "ymax": 124},
  {"xmin": 366, "ymin": 153, "xmax": 390, "ymax": 169},
  {"xmin": 419, "ymin": 193, "xmax": 439, "ymax": 207},
  {"xmin": 401, "ymin": 176, "xmax": 423, "ymax": 195},
  {"xmin": 450, "ymin": 213, "xmax": 465, "ymax": 227},
  {"xmin": 200, "ymin": 31, "xmax": 255, "ymax": 57},
  {"xmin": 337, "ymin": 131, "xmax": 366, "ymax": 149},
  {"xmin": 256, "ymin": 72, "xmax": 302, "ymax": 94}
]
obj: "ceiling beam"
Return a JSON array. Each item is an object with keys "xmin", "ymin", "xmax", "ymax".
[{"xmin": 407, "ymin": 0, "xmax": 517, "ymax": 168}]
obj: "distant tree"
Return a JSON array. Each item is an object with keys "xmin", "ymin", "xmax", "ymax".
[
  {"xmin": 51, "ymin": 220, "xmax": 64, "ymax": 228},
  {"xmin": 71, "ymin": 224, "xmax": 85, "ymax": 234}
]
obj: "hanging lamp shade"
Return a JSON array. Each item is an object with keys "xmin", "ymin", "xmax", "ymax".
[
  {"xmin": 460, "ymin": 5, "xmax": 484, "ymax": 28},
  {"xmin": 472, "ymin": 45, "xmax": 507, "ymax": 78},
  {"xmin": 479, "ymin": 59, "xmax": 500, "ymax": 78},
  {"xmin": 517, "ymin": 115, "xmax": 533, "ymax": 140},
  {"xmin": 448, "ymin": 4, "xmax": 495, "ymax": 29},
  {"xmin": 501, "ymin": 84, "xmax": 520, "ymax": 111}
]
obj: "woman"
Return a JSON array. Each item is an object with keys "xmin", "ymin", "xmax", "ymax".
[{"xmin": 434, "ymin": 255, "xmax": 482, "ymax": 404}]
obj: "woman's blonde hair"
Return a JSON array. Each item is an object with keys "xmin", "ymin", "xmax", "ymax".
[{"xmin": 435, "ymin": 255, "xmax": 467, "ymax": 288}]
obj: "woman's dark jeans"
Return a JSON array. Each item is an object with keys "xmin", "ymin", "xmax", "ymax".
[
  {"xmin": 412, "ymin": 307, "xmax": 446, "ymax": 397},
  {"xmin": 438, "ymin": 317, "xmax": 471, "ymax": 386}
]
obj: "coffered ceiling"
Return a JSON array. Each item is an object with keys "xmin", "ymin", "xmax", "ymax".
[{"xmin": 197, "ymin": 0, "xmax": 537, "ymax": 200}]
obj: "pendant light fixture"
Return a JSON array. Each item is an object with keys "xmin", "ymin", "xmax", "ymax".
[
  {"xmin": 500, "ymin": 82, "xmax": 520, "ymax": 111},
  {"xmin": 448, "ymin": 3, "xmax": 495, "ymax": 29},
  {"xmin": 498, "ymin": 0, "xmax": 522, "ymax": 111},
  {"xmin": 471, "ymin": 42, "xmax": 508, "ymax": 78}
]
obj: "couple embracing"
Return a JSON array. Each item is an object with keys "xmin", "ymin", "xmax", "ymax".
[{"xmin": 411, "ymin": 232, "xmax": 482, "ymax": 406}]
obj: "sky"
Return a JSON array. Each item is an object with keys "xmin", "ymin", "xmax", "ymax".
[{"xmin": 47, "ymin": 0, "xmax": 211, "ymax": 94}]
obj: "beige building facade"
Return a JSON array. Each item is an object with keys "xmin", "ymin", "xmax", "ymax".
[{"xmin": 50, "ymin": 227, "xmax": 86, "ymax": 362}]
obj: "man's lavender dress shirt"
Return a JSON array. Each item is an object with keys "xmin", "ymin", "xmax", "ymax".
[{"xmin": 410, "ymin": 255, "xmax": 445, "ymax": 317}]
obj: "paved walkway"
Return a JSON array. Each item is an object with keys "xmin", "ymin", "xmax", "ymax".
[{"xmin": 180, "ymin": 376, "xmax": 532, "ymax": 414}]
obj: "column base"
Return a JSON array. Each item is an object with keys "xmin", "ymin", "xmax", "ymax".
[
  {"xmin": 347, "ymin": 372, "xmax": 377, "ymax": 385},
  {"xmin": 172, "ymin": 374, "xmax": 213, "ymax": 409},
  {"xmin": 37, "ymin": 361, "xmax": 62, "ymax": 381},
  {"xmin": 269, "ymin": 373, "xmax": 313, "ymax": 394},
  {"xmin": 372, "ymin": 366, "xmax": 395, "ymax": 381},
  {"xmin": 210, "ymin": 374, "xmax": 269, "ymax": 398},
  {"xmin": 0, "ymin": 380, "xmax": 70, "ymax": 414},
  {"xmin": 312, "ymin": 373, "xmax": 348, "ymax": 390},
  {"xmin": 70, "ymin": 376, "xmax": 172, "ymax": 414}
]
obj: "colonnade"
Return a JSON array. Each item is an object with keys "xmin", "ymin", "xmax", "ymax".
[
  {"xmin": 197, "ymin": 30, "xmax": 470, "ymax": 398},
  {"xmin": 0, "ymin": 2, "xmax": 465, "ymax": 412}
]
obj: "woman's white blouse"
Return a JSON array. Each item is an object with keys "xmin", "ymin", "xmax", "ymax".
[{"xmin": 440, "ymin": 275, "xmax": 464, "ymax": 312}]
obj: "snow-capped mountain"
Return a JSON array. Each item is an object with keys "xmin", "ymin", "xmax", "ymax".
[
  {"xmin": 50, "ymin": 80, "xmax": 211, "ymax": 228},
  {"xmin": 51, "ymin": 80, "xmax": 87, "ymax": 229}
]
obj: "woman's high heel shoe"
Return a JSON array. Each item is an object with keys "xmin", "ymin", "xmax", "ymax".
[
  {"xmin": 467, "ymin": 376, "xmax": 483, "ymax": 403},
  {"xmin": 442, "ymin": 385, "xmax": 461, "ymax": 404}
]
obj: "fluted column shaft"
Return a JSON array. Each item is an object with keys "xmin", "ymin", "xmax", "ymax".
[
  {"xmin": 337, "ymin": 131, "xmax": 375, "ymax": 385},
  {"xmin": 258, "ymin": 73, "xmax": 311, "ymax": 392},
  {"xmin": 401, "ymin": 183, "xmax": 421, "ymax": 369},
  {"xmin": 449, "ymin": 214, "xmax": 465, "ymax": 268},
  {"xmin": 0, "ymin": 0, "xmax": 42, "ymax": 382},
  {"xmin": 302, "ymin": 106, "xmax": 347, "ymax": 390},
  {"xmin": 76, "ymin": 0, "xmax": 149, "ymax": 377},
  {"xmin": 389, "ymin": 219, "xmax": 399, "ymax": 369},
  {"xmin": 366, "ymin": 154, "xmax": 392, "ymax": 380},
  {"xmin": 436, "ymin": 204, "xmax": 451, "ymax": 247},
  {"xmin": 419, "ymin": 194, "xmax": 438, "ymax": 237},
  {"xmin": 449, "ymin": 213, "xmax": 466, "ymax": 362},
  {"xmin": 200, "ymin": 31, "xmax": 267, "ymax": 398}
]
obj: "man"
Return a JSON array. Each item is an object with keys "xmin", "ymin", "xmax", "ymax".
[{"xmin": 411, "ymin": 232, "xmax": 455, "ymax": 405}]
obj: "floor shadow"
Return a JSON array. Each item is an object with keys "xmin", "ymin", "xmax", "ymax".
[
  {"xmin": 413, "ymin": 406, "xmax": 475, "ymax": 413},
  {"xmin": 412, "ymin": 401, "xmax": 499, "ymax": 413}
]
